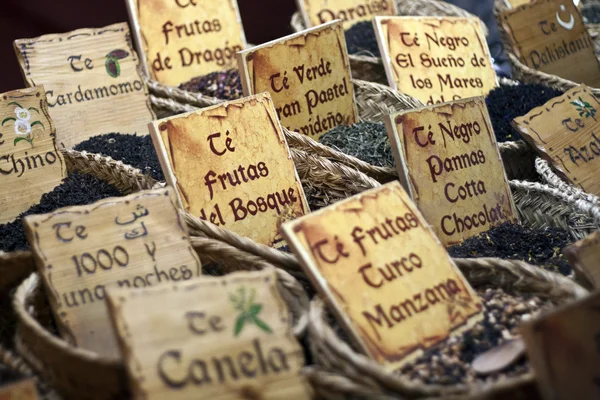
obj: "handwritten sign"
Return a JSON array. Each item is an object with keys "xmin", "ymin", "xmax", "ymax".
[
  {"xmin": 513, "ymin": 85, "xmax": 600, "ymax": 196},
  {"xmin": 14, "ymin": 22, "xmax": 155, "ymax": 148},
  {"xmin": 107, "ymin": 268, "xmax": 312, "ymax": 399},
  {"xmin": 0, "ymin": 86, "xmax": 66, "ymax": 224},
  {"xmin": 564, "ymin": 232, "xmax": 600, "ymax": 290},
  {"xmin": 0, "ymin": 380, "xmax": 39, "ymax": 400},
  {"xmin": 297, "ymin": 0, "xmax": 398, "ymax": 29},
  {"xmin": 373, "ymin": 16, "xmax": 497, "ymax": 105},
  {"xmin": 504, "ymin": 0, "xmax": 582, "ymax": 9},
  {"xmin": 237, "ymin": 20, "xmax": 357, "ymax": 140},
  {"xmin": 23, "ymin": 188, "xmax": 202, "ymax": 358},
  {"xmin": 521, "ymin": 291, "xmax": 600, "ymax": 400},
  {"xmin": 126, "ymin": 0, "xmax": 246, "ymax": 86},
  {"xmin": 385, "ymin": 97, "xmax": 518, "ymax": 246},
  {"xmin": 499, "ymin": 0, "xmax": 600, "ymax": 87},
  {"xmin": 150, "ymin": 92, "xmax": 309, "ymax": 248},
  {"xmin": 282, "ymin": 181, "xmax": 483, "ymax": 370}
]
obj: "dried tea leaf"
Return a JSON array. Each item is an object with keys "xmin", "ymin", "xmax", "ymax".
[{"xmin": 472, "ymin": 338, "xmax": 526, "ymax": 375}]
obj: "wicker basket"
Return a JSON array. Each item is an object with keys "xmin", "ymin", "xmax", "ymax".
[{"xmin": 305, "ymin": 257, "xmax": 587, "ymax": 399}]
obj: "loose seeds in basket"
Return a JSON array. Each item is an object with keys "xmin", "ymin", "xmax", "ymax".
[
  {"xmin": 564, "ymin": 231, "xmax": 600, "ymax": 289},
  {"xmin": 513, "ymin": 85, "xmax": 600, "ymax": 196},
  {"xmin": 373, "ymin": 16, "xmax": 497, "ymax": 105},
  {"xmin": 282, "ymin": 181, "xmax": 483, "ymax": 371},
  {"xmin": 125, "ymin": 0, "xmax": 246, "ymax": 86},
  {"xmin": 499, "ymin": 0, "xmax": 600, "ymax": 87},
  {"xmin": 296, "ymin": 0, "xmax": 398, "ymax": 29},
  {"xmin": 521, "ymin": 290, "xmax": 600, "ymax": 400},
  {"xmin": 237, "ymin": 20, "xmax": 358, "ymax": 140},
  {"xmin": 150, "ymin": 92, "xmax": 309, "ymax": 248},
  {"xmin": 23, "ymin": 188, "xmax": 202, "ymax": 359},
  {"xmin": 0, "ymin": 379, "xmax": 39, "ymax": 400},
  {"xmin": 14, "ymin": 23, "xmax": 156, "ymax": 148},
  {"xmin": 0, "ymin": 86, "xmax": 66, "ymax": 224},
  {"xmin": 106, "ymin": 268, "xmax": 312, "ymax": 400},
  {"xmin": 384, "ymin": 97, "xmax": 518, "ymax": 247}
]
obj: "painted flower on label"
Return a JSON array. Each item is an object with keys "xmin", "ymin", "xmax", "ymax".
[
  {"xmin": 105, "ymin": 49, "xmax": 129, "ymax": 78},
  {"xmin": 14, "ymin": 120, "xmax": 31, "ymax": 135},
  {"xmin": 229, "ymin": 286, "xmax": 272, "ymax": 337},
  {"xmin": 2, "ymin": 101, "xmax": 45, "ymax": 148},
  {"xmin": 571, "ymin": 97, "xmax": 596, "ymax": 121},
  {"xmin": 14, "ymin": 107, "xmax": 31, "ymax": 122}
]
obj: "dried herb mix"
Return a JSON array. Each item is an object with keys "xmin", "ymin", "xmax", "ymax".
[
  {"xmin": 345, "ymin": 21, "xmax": 381, "ymax": 58},
  {"xmin": 178, "ymin": 69, "xmax": 243, "ymax": 100},
  {"xmin": 448, "ymin": 223, "xmax": 572, "ymax": 276},
  {"xmin": 74, "ymin": 133, "xmax": 164, "ymax": 181},
  {"xmin": 0, "ymin": 172, "xmax": 121, "ymax": 253},
  {"xmin": 583, "ymin": 5, "xmax": 600, "ymax": 24}
]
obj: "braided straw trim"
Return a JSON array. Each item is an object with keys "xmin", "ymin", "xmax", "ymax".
[
  {"xmin": 354, "ymin": 79, "xmax": 424, "ymax": 123},
  {"xmin": 536, "ymin": 157, "xmax": 600, "ymax": 205},
  {"xmin": 145, "ymin": 77, "xmax": 222, "ymax": 108}
]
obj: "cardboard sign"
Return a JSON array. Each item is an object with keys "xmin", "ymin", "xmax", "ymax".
[
  {"xmin": 0, "ymin": 380, "xmax": 39, "ymax": 400},
  {"xmin": 126, "ymin": 0, "xmax": 247, "ymax": 86},
  {"xmin": 150, "ymin": 92, "xmax": 310, "ymax": 248},
  {"xmin": 564, "ymin": 231, "xmax": 600, "ymax": 289},
  {"xmin": 297, "ymin": 0, "xmax": 398, "ymax": 29},
  {"xmin": 521, "ymin": 290, "xmax": 600, "ymax": 400},
  {"xmin": 237, "ymin": 21, "xmax": 358, "ymax": 140},
  {"xmin": 499, "ymin": 0, "xmax": 600, "ymax": 87},
  {"xmin": 0, "ymin": 86, "xmax": 66, "ymax": 224},
  {"xmin": 14, "ymin": 22, "xmax": 156, "ymax": 148},
  {"xmin": 385, "ymin": 97, "xmax": 518, "ymax": 247},
  {"xmin": 23, "ymin": 188, "xmax": 202, "ymax": 359},
  {"xmin": 513, "ymin": 85, "xmax": 600, "ymax": 196},
  {"xmin": 282, "ymin": 181, "xmax": 483, "ymax": 371},
  {"xmin": 373, "ymin": 16, "xmax": 497, "ymax": 105},
  {"xmin": 107, "ymin": 268, "xmax": 312, "ymax": 400}
]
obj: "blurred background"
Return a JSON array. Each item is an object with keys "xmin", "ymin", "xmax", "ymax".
[{"xmin": 0, "ymin": 0, "xmax": 297, "ymax": 93}]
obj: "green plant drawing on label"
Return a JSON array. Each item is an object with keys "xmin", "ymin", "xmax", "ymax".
[
  {"xmin": 105, "ymin": 49, "xmax": 129, "ymax": 78},
  {"xmin": 572, "ymin": 97, "xmax": 597, "ymax": 121},
  {"xmin": 229, "ymin": 286, "xmax": 273, "ymax": 337},
  {"xmin": 2, "ymin": 102, "xmax": 45, "ymax": 148}
]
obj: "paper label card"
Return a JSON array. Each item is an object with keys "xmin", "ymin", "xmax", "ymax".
[
  {"xmin": 499, "ymin": 0, "xmax": 600, "ymax": 87},
  {"xmin": 297, "ymin": 0, "xmax": 398, "ymax": 29},
  {"xmin": 0, "ymin": 86, "xmax": 66, "ymax": 224},
  {"xmin": 0, "ymin": 380, "xmax": 39, "ymax": 400},
  {"xmin": 564, "ymin": 231, "xmax": 600, "ymax": 289},
  {"xmin": 521, "ymin": 291, "xmax": 600, "ymax": 400},
  {"xmin": 385, "ymin": 97, "xmax": 518, "ymax": 247},
  {"xmin": 107, "ymin": 269, "xmax": 312, "ymax": 400},
  {"xmin": 126, "ymin": 0, "xmax": 247, "ymax": 86},
  {"xmin": 23, "ymin": 188, "xmax": 202, "ymax": 359},
  {"xmin": 14, "ymin": 22, "xmax": 155, "ymax": 148},
  {"xmin": 513, "ymin": 85, "xmax": 600, "ymax": 196},
  {"xmin": 150, "ymin": 92, "xmax": 310, "ymax": 248},
  {"xmin": 504, "ymin": 0, "xmax": 581, "ymax": 8},
  {"xmin": 282, "ymin": 181, "xmax": 483, "ymax": 371},
  {"xmin": 237, "ymin": 21, "xmax": 358, "ymax": 140},
  {"xmin": 374, "ymin": 16, "xmax": 497, "ymax": 105}
]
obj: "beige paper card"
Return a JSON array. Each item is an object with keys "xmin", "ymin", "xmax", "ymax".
[
  {"xmin": 237, "ymin": 21, "xmax": 357, "ymax": 140},
  {"xmin": 297, "ymin": 0, "xmax": 398, "ymax": 29},
  {"xmin": 499, "ymin": 0, "xmax": 600, "ymax": 87},
  {"xmin": 374, "ymin": 16, "xmax": 497, "ymax": 105},
  {"xmin": 385, "ymin": 97, "xmax": 518, "ymax": 247},
  {"xmin": 504, "ymin": 0, "xmax": 581, "ymax": 8},
  {"xmin": 0, "ymin": 380, "xmax": 39, "ymax": 400},
  {"xmin": 564, "ymin": 231, "xmax": 600, "ymax": 290},
  {"xmin": 126, "ymin": 0, "xmax": 247, "ymax": 86},
  {"xmin": 282, "ymin": 181, "xmax": 483, "ymax": 371},
  {"xmin": 23, "ymin": 188, "xmax": 202, "ymax": 359},
  {"xmin": 14, "ymin": 22, "xmax": 156, "ymax": 148},
  {"xmin": 150, "ymin": 92, "xmax": 310, "ymax": 248},
  {"xmin": 521, "ymin": 290, "xmax": 600, "ymax": 400},
  {"xmin": 513, "ymin": 85, "xmax": 600, "ymax": 196},
  {"xmin": 107, "ymin": 269, "xmax": 312, "ymax": 400},
  {"xmin": 0, "ymin": 86, "xmax": 66, "ymax": 224}
]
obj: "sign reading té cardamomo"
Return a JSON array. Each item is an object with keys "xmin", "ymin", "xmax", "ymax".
[{"xmin": 297, "ymin": 0, "xmax": 398, "ymax": 29}]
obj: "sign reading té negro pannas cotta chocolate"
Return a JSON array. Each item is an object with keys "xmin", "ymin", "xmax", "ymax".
[
  {"xmin": 374, "ymin": 17, "xmax": 497, "ymax": 105},
  {"xmin": 385, "ymin": 97, "xmax": 518, "ymax": 246},
  {"xmin": 282, "ymin": 181, "xmax": 483, "ymax": 371},
  {"xmin": 297, "ymin": 0, "xmax": 398, "ymax": 29},
  {"xmin": 237, "ymin": 21, "xmax": 357, "ymax": 140},
  {"xmin": 107, "ymin": 269, "xmax": 312, "ymax": 400},
  {"xmin": 150, "ymin": 93, "xmax": 309, "ymax": 248},
  {"xmin": 513, "ymin": 85, "xmax": 600, "ymax": 196},
  {"xmin": 0, "ymin": 86, "xmax": 66, "ymax": 224},
  {"xmin": 23, "ymin": 188, "xmax": 202, "ymax": 359},
  {"xmin": 14, "ymin": 23, "xmax": 155, "ymax": 148},
  {"xmin": 126, "ymin": 0, "xmax": 246, "ymax": 86},
  {"xmin": 499, "ymin": 0, "xmax": 600, "ymax": 87}
]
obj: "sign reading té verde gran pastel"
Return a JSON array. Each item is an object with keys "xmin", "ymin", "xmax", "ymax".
[
  {"xmin": 297, "ymin": 0, "xmax": 398, "ymax": 29},
  {"xmin": 237, "ymin": 21, "xmax": 357, "ymax": 140},
  {"xmin": 126, "ymin": 0, "xmax": 246, "ymax": 86},
  {"xmin": 14, "ymin": 23, "xmax": 155, "ymax": 148},
  {"xmin": 374, "ymin": 16, "xmax": 497, "ymax": 105},
  {"xmin": 282, "ymin": 181, "xmax": 483, "ymax": 371}
]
